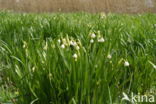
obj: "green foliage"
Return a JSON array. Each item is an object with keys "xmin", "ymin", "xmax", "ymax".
[{"xmin": 0, "ymin": 11, "xmax": 156, "ymax": 104}]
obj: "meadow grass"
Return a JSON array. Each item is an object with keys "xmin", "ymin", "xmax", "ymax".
[{"xmin": 0, "ymin": 11, "xmax": 156, "ymax": 104}]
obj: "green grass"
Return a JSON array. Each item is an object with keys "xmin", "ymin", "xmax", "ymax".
[{"xmin": 0, "ymin": 11, "xmax": 156, "ymax": 104}]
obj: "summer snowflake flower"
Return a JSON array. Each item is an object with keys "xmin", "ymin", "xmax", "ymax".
[
  {"xmin": 32, "ymin": 67, "xmax": 35, "ymax": 72},
  {"xmin": 73, "ymin": 53, "xmax": 78, "ymax": 59},
  {"xmin": 61, "ymin": 44, "xmax": 65, "ymax": 49},
  {"xmin": 70, "ymin": 41, "xmax": 77, "ymax": 46},
  {"xmin": 58, "ymin": 39, "xmax": 61, "ymax": 43},
  {"xmin": 76, "ymin": 46, "xmax": 80, "ymax": 50},
  {"xmin": 90, "ymin": 33, "xmax": 96, "ymax": 38},
  {"xmin": 124, "ymin": 61, "xmax": 130, "ymax": 67},
  {"xmin": 23, "ymin": 41, "xmax": 27, "ymax": 48},
  {"xmin": 90, "ymin": 39, "xmax": 94, "ymax": 43},
  {"xmin": 107, "ymin": 54, "xmax": 112, "ymax": 59},
  {"xmin": 98, "ymin": 37, "xmax": 105, "ymax": 43}
]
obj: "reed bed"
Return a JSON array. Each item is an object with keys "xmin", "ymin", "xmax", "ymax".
[{"xmin": 0, "ymin": 0, "xmax": 156, "ymax": 13}]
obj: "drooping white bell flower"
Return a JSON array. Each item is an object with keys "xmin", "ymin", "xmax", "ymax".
[{"xmin": 124, "ymin": 61, "xmax": 130, "ymax": 67}]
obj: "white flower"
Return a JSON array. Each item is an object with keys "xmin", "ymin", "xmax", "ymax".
[
  {"xmin": 61, "ymin": 44, "xmax": 65, "ymax": 49},
  {"xmin": 70, "ymin": 41, "xmax": 77, "ymax": 46},
  {"xmin": 107, "ymin": 54, "xmax": 112, "ymax": 59},
  {"xmin": 124, "ymin": 61, "xmax": 130, "ymax": 67},
  {"xmin": 98, "ymin": 37, "xmax": 105, "ymax": 43},
  {"xmin": 73, "ymin": 53, "xmax": 78, "ymax": 59},
  {"xmin": 23, "ymin": 41, "xmax": 27, "ymax": 48},
  {"xmin": 90, "ymin": 33, "xmax": 96, "ymax": 38},
  {"xmin": 90, "ymin": 39, "xmax": 94, "ymax": 43},
  {"xmin": 32, "ymin": 67, "xmax": 36, "ymax": 72},
  {"xmin": 58, "ymin": 39, "xmax": 61, "ymax": 43},
  {"xmin": 76, "ymin": 46, "xmax": 80, "ymax": 50}
]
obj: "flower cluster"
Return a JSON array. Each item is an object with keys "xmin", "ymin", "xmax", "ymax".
[
  {"xmin": 89, "ymin": 31, "xmax": 105, "ymax": 43},
  {"xmin": 58, "ymin": 37, "xmax": 81, "ymax": 50},
  {"xmin": 57, "ymin": 37, "xmax": 82, "ymax": 61}
]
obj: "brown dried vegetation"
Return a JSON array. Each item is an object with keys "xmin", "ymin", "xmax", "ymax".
[{"xmin": 0, "ymin": 0, "xmax": 155, "ymax": 13}]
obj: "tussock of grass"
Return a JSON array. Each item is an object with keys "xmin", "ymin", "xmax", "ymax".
[{"xmin": 0, "ymin": 12, "xmax": 156, "ymax": 104}]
